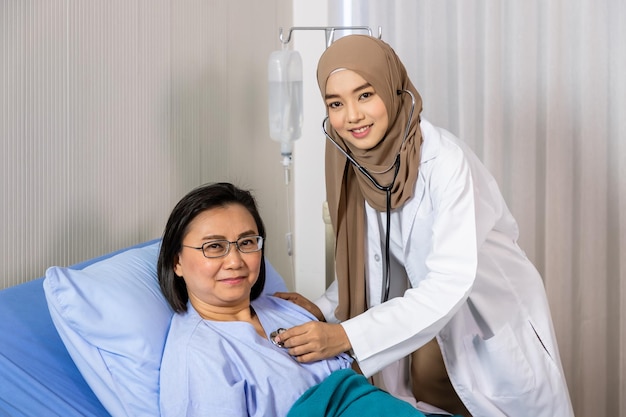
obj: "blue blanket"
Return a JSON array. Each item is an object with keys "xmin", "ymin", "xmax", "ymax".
[{"xmin": 287, "ymin": 368, "xmax": 427, "ymax": 417}]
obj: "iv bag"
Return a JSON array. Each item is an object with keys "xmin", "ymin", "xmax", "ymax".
[{"xmin": 268, "ymin": 50, "xmax": 303, "ymax": 155}]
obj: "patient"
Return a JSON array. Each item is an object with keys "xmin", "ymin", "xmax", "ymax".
[{"xmin": 157, "ymin": 182, "xmax": 435, "ymax": 417}]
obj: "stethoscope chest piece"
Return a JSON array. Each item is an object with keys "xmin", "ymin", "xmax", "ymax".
[{"xmin": 269, "ymin": 328, "xmax": 287, "ymax": 347}]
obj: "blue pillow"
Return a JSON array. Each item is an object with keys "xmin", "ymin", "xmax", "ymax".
[{"xmin": 43, "ymin": 240, "xmax": 287, "ymax": 417}]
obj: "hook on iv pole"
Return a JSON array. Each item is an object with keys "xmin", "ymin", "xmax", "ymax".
[{"xmin": 278, "ymin": 26, "xmax": 382, "ymax": 48}]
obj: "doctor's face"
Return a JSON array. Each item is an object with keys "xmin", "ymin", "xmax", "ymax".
[
  {"xmin": 174, "ymin": 204, "xmax": 262, "ymax": 311},
  {"xmin": 325, "ymin": 69, "xmax": 389, "ymax": 151}
]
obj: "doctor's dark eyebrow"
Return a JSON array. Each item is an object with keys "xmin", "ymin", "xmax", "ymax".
[{"xmin": 325, "ymin": 82, "xmax": 373, "ymax": 100}]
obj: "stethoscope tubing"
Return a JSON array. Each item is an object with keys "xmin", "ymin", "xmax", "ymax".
[{"xmin": 322, "ymin": 89, "xmax": 416, "ymax": 304}]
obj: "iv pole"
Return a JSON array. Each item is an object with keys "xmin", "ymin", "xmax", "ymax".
[
  {"xmin": 273, "ymin": 25, "xmax": 382, "ymax": 286},
  {"xmin": 271, "ymin": 25, "xmax": 382, "ymax": 177}
]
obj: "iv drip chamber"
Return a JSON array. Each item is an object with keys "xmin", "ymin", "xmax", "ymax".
[{"xmin": 268, "ymin": 49, "xmax": 303, "ymax": 156}]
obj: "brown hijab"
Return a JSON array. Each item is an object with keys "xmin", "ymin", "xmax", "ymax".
[{"xmin": 317, "ymin": 35, "xmax": 423, "ymax": 321}]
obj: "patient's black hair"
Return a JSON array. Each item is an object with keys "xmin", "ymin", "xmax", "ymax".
[{"xmin": 158, "ymin": 182, "xmax": 266, "ymax": 313}]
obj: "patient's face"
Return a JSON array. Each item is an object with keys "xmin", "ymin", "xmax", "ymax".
[{"xmin": 174, "ymin": 203, "xmax": 262, "ymax": 312}]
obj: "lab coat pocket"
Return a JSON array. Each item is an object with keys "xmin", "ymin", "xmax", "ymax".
[{"xmin": 463, "ymin": 323, "xmax": 535, "ymax": 398}]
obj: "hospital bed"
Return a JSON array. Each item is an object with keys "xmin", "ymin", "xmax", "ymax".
[{"xmin": 0, "ymin": 239, "xmax": 288, "ymax": 417}]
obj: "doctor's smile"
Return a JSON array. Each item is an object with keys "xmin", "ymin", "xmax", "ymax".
[{"xmin": 349, "ymin": 124, "xmax": 373, "ymax": 138}]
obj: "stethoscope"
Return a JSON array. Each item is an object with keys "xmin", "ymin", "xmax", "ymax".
[
  {"xmin": 270, "ymin": 328, "xmax": 287, "ymax": 347},
  {"xmin": 322, "ymin": 89, "xmax": 416, "ymax": 304}
]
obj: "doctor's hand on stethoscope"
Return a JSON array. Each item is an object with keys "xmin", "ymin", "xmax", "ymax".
[{"xmin": 273, "ymin": 292, "xmax": 352, "ymax": 363}]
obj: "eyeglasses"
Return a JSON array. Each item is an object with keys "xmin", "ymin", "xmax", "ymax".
[{"xmin": 182, "ymin": 235, "xmax": 264, "ymax": 258}]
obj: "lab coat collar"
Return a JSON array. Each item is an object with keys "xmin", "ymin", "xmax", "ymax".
[{"xmin": 418, "ymin": 118, "xmax": 441, "ymax": 164}]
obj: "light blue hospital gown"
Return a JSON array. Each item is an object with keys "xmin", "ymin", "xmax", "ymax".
[{"xmin": 159, "ymin": 295, "xmax": 353, "ymax": 417}]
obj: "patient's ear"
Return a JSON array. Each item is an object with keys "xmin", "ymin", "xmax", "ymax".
[{"xmin": 173, "ymin": 255, "xmax": 183, "ymax": 277}]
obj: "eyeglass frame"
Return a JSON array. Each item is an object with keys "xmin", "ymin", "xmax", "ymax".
[{"xmin": 182, "ymin": 235, "xmax": 264, "ymax": 259}]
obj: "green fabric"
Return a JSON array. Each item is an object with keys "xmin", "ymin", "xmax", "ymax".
[{"xmin": 287, "ymin": 369, "xmax": 426, "ymax": 417}]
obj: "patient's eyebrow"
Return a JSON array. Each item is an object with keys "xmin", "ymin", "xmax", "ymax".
[
  {"xmin": 200, "ymin": 230, "xmax": 257, "ymax": 241},
  {"xmin": 325, "ymin": 82, "xmax": 372, "ymax": 100},
  {"xmin": 198, "ymin": 235, "xmax": 224, "ymax": 242}
]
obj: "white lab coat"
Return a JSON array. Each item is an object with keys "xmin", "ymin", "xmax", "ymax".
[{"xmin": 316, "ymin": 119, "xmax": 574, "ymax": 416}]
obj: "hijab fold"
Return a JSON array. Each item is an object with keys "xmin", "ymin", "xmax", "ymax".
[{"xmin": 317, "ymin": 35, "xmax": 423, "ymax": 321}]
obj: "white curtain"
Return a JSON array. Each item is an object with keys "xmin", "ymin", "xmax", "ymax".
[{"xmin": 331, "ymin": 1, "xmax": 625, "ymax": 415}]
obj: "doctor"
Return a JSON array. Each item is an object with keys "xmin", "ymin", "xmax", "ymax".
[{"xmin": 275, "ymin": 35, "xmax": 574, "ymax": 416}]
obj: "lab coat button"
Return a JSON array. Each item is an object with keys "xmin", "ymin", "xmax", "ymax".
[{"xmin": 374, "ymin": 254, "xmax": 380, "ymax": 262}]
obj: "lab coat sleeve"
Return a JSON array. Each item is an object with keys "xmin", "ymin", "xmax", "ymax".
[
  {"xmin": 314, "ymin": 279, "xmax": 341, "ymax": 324},
  {"xmin": 342, "ymin": 139, "xmax": 479, "ymax": 377}
]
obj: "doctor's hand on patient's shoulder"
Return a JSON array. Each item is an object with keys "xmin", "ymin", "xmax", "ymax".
[
  {"xmin": 273, "ymin": 292, "xmax": 325, "ymax": 322},
  {"xmin": 273, "ymin": 321, "xmax": 352, "ymax": 364}
]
